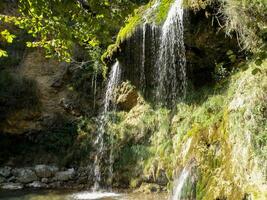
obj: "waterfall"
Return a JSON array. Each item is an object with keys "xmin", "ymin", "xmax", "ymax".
[
  {"xmin": 93, "ymin": 61, "xmax": 121, "ymax": 191},
  {"xmin": 171, "ymin": 167, "xmax": 190, "ymax": 200},
  {"xmin": 156, "ymin": 0, "xmax": 187, "ymax": 106},
  {"xmin": 103, "ymin": 61, "xmax": 121, "ymax": 113},
  {"xmin": 141, "ymin": 23, "xmax": 147, "ymax": 93},
  {"xmin": 140, "ymin": 0, "xmax": 160, "ymax": 94}
]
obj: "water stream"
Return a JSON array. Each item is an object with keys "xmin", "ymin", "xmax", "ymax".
[
  {"xmin": 156, "ymin": 0, "xmax": 187, "ymax": 106},
  {"xmin": 0, "ymin": 190, "xmax": 168, "ymax": 200},
  {"xmin": 93, "ymin": 61, "xmax": 121, "ymax": 190},
  {"xmin": 170, "ymin": 167, "xmax": 190, "ymax": 200}
]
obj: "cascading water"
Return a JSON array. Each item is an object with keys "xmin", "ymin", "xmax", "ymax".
[
  {"xmin": 140, "ymin": 0, "xmax": 160, "ymax": 93},
  {"xmin": 93, "ymin": 61, "xmax": 121, "ymax": 191},
  {"xmin": 171, "ymin": 167, "xmax": 190, "ymax": 200},
  {"xmin": 156, "ymin": 0, "xmax": 187, "ymax": 106}
]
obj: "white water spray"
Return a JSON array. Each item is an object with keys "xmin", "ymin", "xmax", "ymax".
[
  {"xmin": 93, "ymin": 61, "xmax": 121, "ymax": 190},
  {"xmin": 157, "ymin": 0, "xmax": 187, "ymax": 106}
]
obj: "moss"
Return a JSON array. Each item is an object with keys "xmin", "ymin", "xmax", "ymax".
[
  {"xmin": 116, "ymin": 12, "xmax": 143, "ymax": 43},
  {"xmin": 155, "ymin": 0, "xmax": 175, "ymax": 24}
]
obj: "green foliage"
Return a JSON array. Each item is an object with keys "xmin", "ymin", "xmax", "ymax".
[
  {"xmin": 0, "ymin": 29, "xmax": 16, "ymax": 57},
  {"xmin": 0, "ymin": 0, "xmax": 147, "ymax": 69}
]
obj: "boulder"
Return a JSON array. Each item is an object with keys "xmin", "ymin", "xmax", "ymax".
[
  {"xmin": 0, "ymin": 167, "xmax": 11, "ymax": 177},
  {"xmin": 27, "ymin": 181, "xmax": 47, "ymax": 188},
  {"xmin": 54, "ymin": 168, "xmax": 75, "ymax": 181},
  {"xmin": 41, "ymin": 178, "xmax": 49, "ymax": 183},
  {"xmin": 34, "ymin": 165, "xmax": 58, "ymax": 178},
  {"xmin": 12, "ymin": 168, "xmax": 38, "ymax": 183},
  {"xmin": 1, "ymin": 183, "xmax": 23, "ymax": 190},
  {"xmin": 116, "ymin": 82, "xmax": 139, "ymax": 111}
]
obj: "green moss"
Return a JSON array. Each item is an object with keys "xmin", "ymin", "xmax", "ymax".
[
  {"xmin": 117, "ymin": 12, "xmax": 143, "ymax": 43},
  {"xmin": 155, "ymin": 0, "xmax": 174, "ymax": 24}
]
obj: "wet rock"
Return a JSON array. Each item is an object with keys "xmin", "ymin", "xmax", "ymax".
[
  {"xmin": 12, "ymin": 168, "xmax": 38, "ymax": 183},
  {"xmin": 116, "ymin": 82, "xmax": 139, "ymax": 111},
  {"xmin": 27, "ymin": 181, "xmax": 47, "ymax": 188},
  {"xmin": 41, "ymin": 178, "xmax": 49, "ymax": 183},
  {"xmin": 1, "ymin": 183, "xmax": 23, "ymax": 190},
  {"xmin": 7, "ymin": 176, "xmax": 16, "ymax": 182},
  {"xmin": 0, "ymin": 176, "xmax": 6, "ymax": 183},
  {"xmin": 0, "ymin": 167, "xmax": 11, "ymax": 177},
  {"xmin": 34, "ymin": 165, "xmax": 58, "ymax": 178},
  {"xmin": 49, "ymin": 181, "xmax": 61, "ymax": 188},
  {"xmin": 54, "ymin": 168, "xmax": 75, "ymax": 181}
]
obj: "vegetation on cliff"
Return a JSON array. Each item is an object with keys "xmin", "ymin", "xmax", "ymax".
[{"xmin": 108, "ymin": 58, "xmax": 267, "ymax": 199}]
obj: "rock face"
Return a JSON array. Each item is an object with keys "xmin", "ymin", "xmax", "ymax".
[
  {"xmin": 12, "ymin": 168, "xmax": 38, "ymax": 183},
  {"xmin": 0, "ymin": 49, "xmax": 102, "ymax": 166}
]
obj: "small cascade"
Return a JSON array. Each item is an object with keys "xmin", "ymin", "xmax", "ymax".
[
  {"xmin": 140, "ymin": 0, "xmax": 160, "ymax": 93},
  {"xmin": 156, "ymin": 0, "xmax": 187, "ymax": 106},
  {"xmin": 141, "ymin": 22, "xmax": 146, "ymax": 93},
  {"xmin": 93, "ymin": 61, "xmax": 121, "ymax": 191},
  {"xmin": 171, "ymin": 167, "xmax": 190, "ymax": 200},
  {"xmin": 170, "ymin": 160, "xmax": 197, "ymax": 200}
]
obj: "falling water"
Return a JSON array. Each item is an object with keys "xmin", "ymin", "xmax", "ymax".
[
  {"xmin": 156, "ymin": 0, "xmax": 187, "ymax": 106},
  {"xmin": 103, "ymin": 61, "xmax": 121, "ymax": 113},
  {"xmin": 171, "ymin": 167, "xmax": 190, "ymax": 200},
  {"xmin": 141, "ymin": 23, "xmax": 146, "ymax": 93},
  {"xmin": 93, "ymin": 61, "xmax": 121, "ymax": 191},
  {"xmin": 140, "ymin": 0, "xmax": 160, "ymax": 93}
]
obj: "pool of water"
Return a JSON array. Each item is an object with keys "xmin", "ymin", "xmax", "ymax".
[{"xmin": 0, "ymin": 189, "xmax": 168, "ymax": 200}]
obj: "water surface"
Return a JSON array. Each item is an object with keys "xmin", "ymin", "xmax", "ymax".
[{"xmin": 0, "ymin": 190, "xmax": 168, "ymax": 200}]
